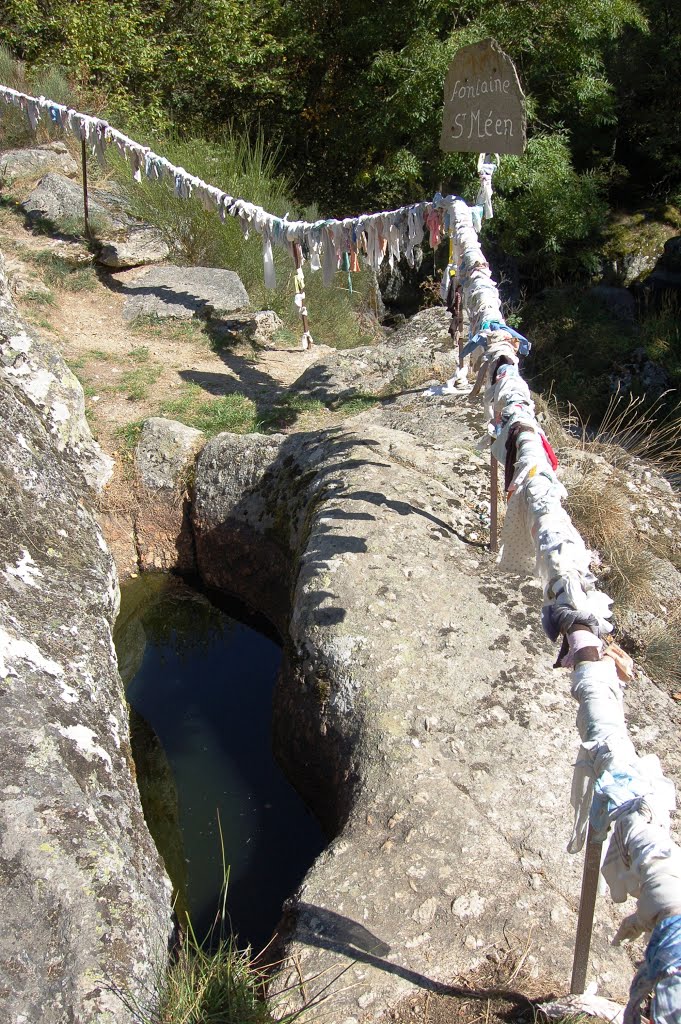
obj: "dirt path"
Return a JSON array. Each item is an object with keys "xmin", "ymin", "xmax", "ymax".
[{"xmin": 0, "ymin": 201, "xmax": 324, "ymax": 461}]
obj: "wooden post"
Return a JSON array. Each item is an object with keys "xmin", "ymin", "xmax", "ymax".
[
  {"xmin": 454, "ymin": 284, "xmax": 465, "ymax": 370},
  {"xmin": 490, "ymin": 454, "xmax": 498, "ymax": 553},
  {"xmin": 570, "ymin": 824, "xmax": 603, "ymax": 994},
  {"xmin": 81, "ymin": 139, "xmax": 90, "ymax": 239}
]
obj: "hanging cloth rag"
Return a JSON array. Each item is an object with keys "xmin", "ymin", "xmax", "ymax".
[
  {"xmin": 625, "ymin": 915, "xmax": 681, "ymax": 1024},
  {"xmin": 476, "ymin": 153, "xmax": 499, "ymax": 220},
  {"xmin": 261, "ymin": 220, "xmax": 276, "ymax": 289},
  {"xmin": 322, "ymin": 225, "xmax": 338, "ymax": 286}
]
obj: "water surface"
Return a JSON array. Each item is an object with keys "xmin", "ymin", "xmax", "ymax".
[{"xmin": 115, "ymin": 573, "xmax": 325, "ymax": 950}]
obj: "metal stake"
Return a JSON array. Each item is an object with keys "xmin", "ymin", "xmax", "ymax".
[
  {"xmin": 570, "ymin": 824, "xmax": 603, "ymax": 994},
  {"xmin": 490, "ymin": 454, "xmax": 499, "ymax": 553},
  {"xmin": 81, "ymin": 139, "xmax": 90, "ymax": 239}
]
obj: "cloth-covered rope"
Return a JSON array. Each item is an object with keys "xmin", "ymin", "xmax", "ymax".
[
  {"xmin": 443, "ymin": 198, "xmax": 681, "ymax": 1023},
  {"xmin": 0, "ymin": 85, "xmax": 495, "ymax": 290}
]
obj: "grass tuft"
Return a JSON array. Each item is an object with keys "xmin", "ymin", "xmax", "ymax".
[
  {"xmin": 149, "ymin": 928, "xmax": 274, "ymax": 1024},
  {"xmin": 26, "ymin": 250, "xmax": 98, "ymax": 292},
  {"xmin": 161, "ymin": 385, "xmax": 257, "ymax": 435},
  {"xmin": 582, "ymin": 386, "xmax": 681, "ymax": 477},
  {"xmin": 21, "ymin": 287, "xmax": 55, "ymax": 305},
  {"xmin": 642, "ymin": 610, "xmax": 681, "ymax": 688},
  {"xmin": 564, "ymin": 471, "xmax": 631, "ymax": 552},
  {"xmin": 114, "ymin": 420, "xmax": 145, "ymax": 454},
  {"xmin": 119, "ymin": 365, "xmax": 162, "ymax": 402}
]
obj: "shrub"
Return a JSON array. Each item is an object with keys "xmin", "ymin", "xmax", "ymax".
[{"xmin": 0, "ymin": 45, "xmax": 83, "ymax": 149}]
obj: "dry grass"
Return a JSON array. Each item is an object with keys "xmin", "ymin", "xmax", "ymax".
[
  {"xmin": 563, "ymin": 471, "xmax": 630, "ymax": 552},
  {"xmin": 564, "ymin": 386, "xmax": 681, "ymax": 477},
  {"xmin": 599, "ymin": 544, "xmax": 658, "ymax": 610},
  {"xmin": 539, "ymin": 387, "xmax": 679, "ymax": 613},
  {"xmin": 642, "ymin": 609, "xmax": 681, "ymax": 688},
  {"xmin": 562, "ymin": 462, "xmax": 657, "ymax": 610}
]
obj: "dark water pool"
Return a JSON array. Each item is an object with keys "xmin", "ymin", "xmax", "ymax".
[{"xmin": 114, "ymin": 573, "xmax": 325, "ymax": 951}]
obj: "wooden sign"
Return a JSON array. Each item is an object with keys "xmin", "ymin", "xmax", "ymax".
[{"xmin": 440, "ymin": 39, "xmax": 526, "ymax": 155}]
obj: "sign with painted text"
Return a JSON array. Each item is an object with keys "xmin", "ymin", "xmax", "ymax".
[{"xmin": 440, "ymin": 39, "xmax": 526, "ymax": 155}]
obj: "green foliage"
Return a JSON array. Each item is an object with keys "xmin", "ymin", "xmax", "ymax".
[
  {"xmin": 113, "ymin": 130, "xmax": 290, "ymax": 285},
  {"xmin": 0, "ymin": 43, "xmax": 81, "ymax": 147},
  {"xmin": 521, "ymin": 287, "xmax": 638, "ymax": 419},
  {"xmin": 3, "ymin": 0, "xmax": 680, "ymax": 287},
  {"xmin": 488, "ymin": 132, "xmax": 608, "ymax": 278},
  {"xmin": 607, "ymin": 0, "xmax": 681, "ymax": 202},
  {"xmin": 640, "ymin": 302, "xmax": 681, "ymax": 390}
]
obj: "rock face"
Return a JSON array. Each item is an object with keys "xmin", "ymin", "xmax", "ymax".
[
  {"xmin": 121, "ymin": 266, "xmax": 250, "ymax": 321},
  {"xmin": 0, "ymin": 141, "xmax": 79, "ymax": 183},
  {"xmin": 0, "ymin": 254, "xmax": 113, "ymax": 491},
  {"xmin": 134, "ymin": 417, "xmax": 204, "ymax": 573},
  {"xmin": 288, "ymin": 306, "xmax": 457, "ymax": 405},
  {"xmin": 192, "ymin": 432, "xmax": 292, "ymax": 636},
  {"xmin": 0, "ymin": 251, "xmax": 173, "ymax": 1022},
  {"xmin": 378, "ymin": 250, "xmax": 427, "ymax": 316},
  {"xmin": 186, "ymin": 322, "xmax": 681, "ymax": 1019},
  {"xmin": 601, "ymin": 211, "xmax": 679, "ymax": 288},
  {"xmin": 136, "ymin": 417, "xmax": 204, "ymax": 492},
  {"xmin": 638, "ymin": 234, "xmax": 681, "ymax": 302}
]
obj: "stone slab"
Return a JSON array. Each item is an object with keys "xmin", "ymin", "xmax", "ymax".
[
  {"xmin": 97, "ymin": 225, "xmax": 170, "ymax": 269},
  {"xmin": 121, "ymin": 265, "xmax": 250, "ymax": 321}
]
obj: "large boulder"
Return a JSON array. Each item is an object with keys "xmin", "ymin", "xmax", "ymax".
[
  {"xmin": 190, "ymin": 414, "xmax": 681, "ymax": 1019},
  {"xmin": 188, "ymin": 315, "xmax": 681, "ymax": 1018},
  {"xmin": 0, "ymin": 141, "xmax": 79, "ymax": 183},
  {"xmin": 121, "ymin": 266, "xmax": 250, "ymax": 321},
  {"xmin": 0, "ymin": 250, "xmax": 173, "ymax": 1022},
  {"xmin": 19, "ymin": 171, "xmax": 170, "ymax": 269},
  {"xmin": 288, "ymin": 306, "xmax": 457, "ymax": 405},
  {"xmin": 637, "ymin": 234, "xmax": 681, "ymax": 303},
  {"xmin": 21, "ymin": 172, "xmax": 127, "ymax": 234},
  {"xmin": 601, "ymin": 210, "xmax": 679, "ymax": 287}
]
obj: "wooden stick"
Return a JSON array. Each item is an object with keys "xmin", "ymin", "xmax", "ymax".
[
  {"xmin": 455, "ymin": 286, "xmax": 464, "ymax": 369},
  {"xmin": 489, "ymin": 454, "xmax": 499, "ymax": 553},
  {"xmin": 570, "ymin": 823, "xmax": 603, "ymax": 994},
  {"xmin": 81, "ymin": 138, "xmax": 90, "ymax": 239},
  {"xmin": 293, "ymin": 243, "xmax": 311, "ymax": 337}
]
